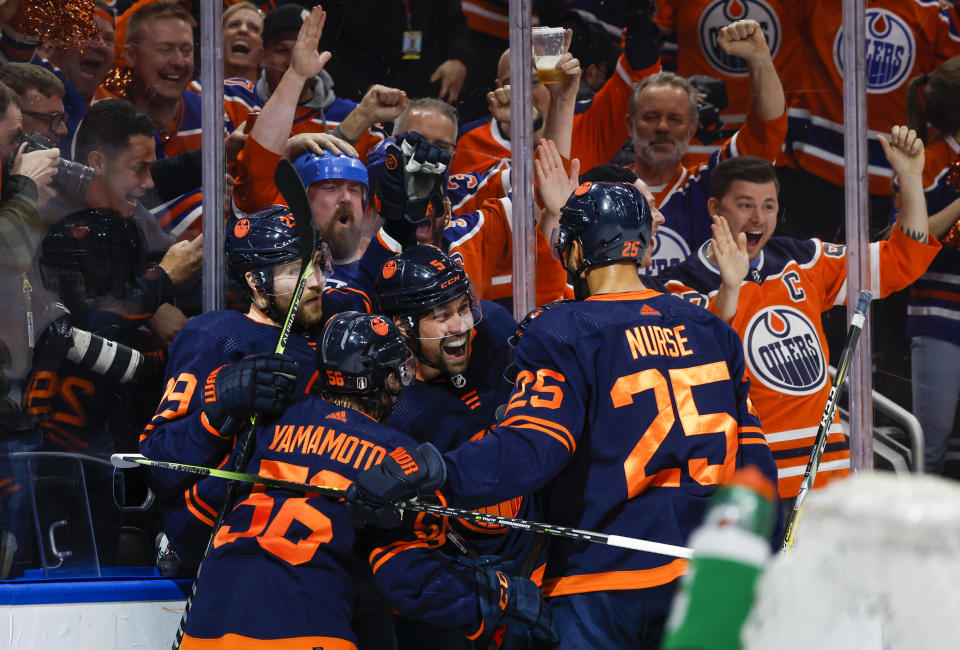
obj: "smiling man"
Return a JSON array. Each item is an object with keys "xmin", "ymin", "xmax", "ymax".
[
  {"xmin": 659, "ymin": 128, "xmax": 941, "ymax": 504},
  {"xmin": 624, "ymin": 18, "xmax": 788, "ymax": 277},
  {"xmin": 95, "ymin": 2, "xmax": 201, "ymax": 158},
  {"xmin": 222, "ymin": 2, "xmax": 263, "ymax": 82}
]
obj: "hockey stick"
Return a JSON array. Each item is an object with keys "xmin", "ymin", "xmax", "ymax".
[
  {"xmin": 779, "ymin": 290, "xmax": 873, "ymax": 554},
  {"xmin": 113, "ymin": 453, "xmax": 693, "ymax": 560},
  {"xmin": 172, "ymin": 159, "xmax": 317, "ymax": 649}
]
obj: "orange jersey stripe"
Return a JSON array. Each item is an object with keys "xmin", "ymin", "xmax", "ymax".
[
  {"xmin": 542, "ymin": 559, "xmax": 688, "ymax": 597},
  {"xmin": 180, "ymin": 633, "xmax": 356, "ymax": 650}
]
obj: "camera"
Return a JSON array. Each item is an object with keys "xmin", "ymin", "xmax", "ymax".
[
  {"xmin": 689, "ymin": 75, "xmax": 735, "ymax": 145},
  {"xmin": 20, "ymin": 132, "xmax": 94, "ymax": 197}
]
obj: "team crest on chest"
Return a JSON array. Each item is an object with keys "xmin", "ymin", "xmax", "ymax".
[
  {"xmin": 744, "ymin": 306, "xmax": 826, "ymax": 395},
  {"xmin": 640, "ymin": 226, "xmax": 690, "ymax": 276},
  {"xmin": 698, "ymin": 0, "xmax": 781, "ymax": 77},
  {"xmin": 834, "ymin": 9, "xmax": 915, "ymax": 93}
]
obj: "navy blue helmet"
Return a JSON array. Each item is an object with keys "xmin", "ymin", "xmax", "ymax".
[
  {"xmin": 320, "ymin": 311, "xmax": 416, "ymax": 395},
  {"xmin": 554, "ymin": 181, "xmax": 653, "ymax": 268}
]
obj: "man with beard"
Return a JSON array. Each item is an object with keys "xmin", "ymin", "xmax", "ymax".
[
  {"xmin": 140, "ymin": 205, "xmax": 326, "ymax": 573},
  {"xmin": 373, "ymin": 245, "xmax": 544, "ymax": 649},
  {"xmin": 626, "ymin": 18, "xmax": 787, "ymax": 276}
]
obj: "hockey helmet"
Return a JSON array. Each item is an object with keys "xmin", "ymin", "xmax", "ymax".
[
  {"xmin": 39, "ymin": 208, "xmax": 142, "ymax": 309},
  {"xmin": 554, "ymin": 181, "xmax": 653, "ymax": 269},
  {"xmin": 374, "ymin": 245, "xmax": 482, "ymax": 337},
  {"xmin": 294, "ymin": 151, "xmax": 369, "ymax": 203},
  {"xmin": 226, "ymin": 204, "xmax": 328, "ymax": 296},
  {"xmin": 320, "ymin": 311, "xmax": 416, "ymax": 395}
]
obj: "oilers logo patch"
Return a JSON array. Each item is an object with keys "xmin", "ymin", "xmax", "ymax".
[
  {"xmin": 744, "ymin": 306, "xmax": 826, "ymax": 395},
  {"xmin": 639, "ymin": 226, "xmax": 690, "ymax": 276},
  {"xmin": 698, "ymin": 0, "xmax": 781, "ymax": 77},
  {"xmin": 834, "ymin": 9, "xmax": 915, "ymax": 93}
]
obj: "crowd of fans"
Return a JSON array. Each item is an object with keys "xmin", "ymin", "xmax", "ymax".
[{"xmin": 0, "ymin": 0, "xmax": 958, "ymax": 645}]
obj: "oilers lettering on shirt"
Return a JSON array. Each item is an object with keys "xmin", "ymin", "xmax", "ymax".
[
  {"xmin": 640, "ymin": 225, "xmax": 691, "ymax": 276},
  {"xmin": 744, "ymin": 306, "xmax": 826, "ymax": 396},
  {"xmin": 834, "ymin": 9, "xmax": 915, "ymax": 93},
  {"xmin": 698, "ymin": 0, "xmax": 782, "ymax": 77}
]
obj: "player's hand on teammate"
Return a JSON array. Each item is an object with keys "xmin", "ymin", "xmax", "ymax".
[
  {"xmin": 201, "ymin": 353, "xmax": 302, "ymax": 429},
  {"xmin": 711, "ymin": 215, "xmax": 748, "ymax": 288},
  {"xmin": 470, "ymin": 557, "xmax": 560, "ymax": 644},
  {"xmin": 288, "ymin": 6, "xmax": 331, "ymax": 81},
  {"xmin": 345, "ymin": 442, "xmax": 446, "ymax": 529},
  {"xmin": 878, "ymin": 124, "xmax": 924, "ymax": 180},
  {"xmin": 717, "ymin": 19, "xmax": 770, "ymax": 64}
]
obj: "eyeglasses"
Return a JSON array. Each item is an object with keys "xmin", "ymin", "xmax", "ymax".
[{"xmin": 21, "ymin": 109, "xmax": 68, "ymax": 133}]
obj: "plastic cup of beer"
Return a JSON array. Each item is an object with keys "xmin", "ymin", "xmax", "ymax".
[{"xmin": 532, "ymin": 26, "xmax": 566, "ymax": 84}]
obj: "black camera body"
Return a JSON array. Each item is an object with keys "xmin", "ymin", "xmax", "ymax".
[
  {"xmin": 689, "ymin": 75, "xmax": 736, "ymax": 145},
  {"xmin": 20, "ymin": 132, "xmax": 94, "ymax": 197}
]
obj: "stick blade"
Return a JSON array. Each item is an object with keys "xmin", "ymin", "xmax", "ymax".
[
  {"xmin": 111, "ymin": 453, "xmax": 146, "ymax": 469},
  {"xmin": 274, "ymin": 158, "xmax": 317, "ymax": 261}
]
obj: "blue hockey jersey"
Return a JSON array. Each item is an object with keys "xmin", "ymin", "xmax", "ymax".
[{"xmin": 442, "ymin": 289, "xmax": 778, "ymax": 597}]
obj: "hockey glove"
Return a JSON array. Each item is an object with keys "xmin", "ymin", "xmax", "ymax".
[
  {"xmin": 373, "ymin": 131, "xmax": 450, "ymax": 225},
  {"xmin": 201, "ymin": 353, "xmax": 301, "ymax": 429},
  {"xmin": 472, "ymin": 558, "xmax": 559, "ymax": 645},
  {"xmin": 345, "ymin": 442, "xmax": 446, "ymax": 529}
]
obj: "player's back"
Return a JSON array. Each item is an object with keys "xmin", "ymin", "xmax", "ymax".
[
  {"xmin": 508, "ymin": 290, "xmax": 772, "ymax": 595},
  {"xmin": 183, "ymin": 395, "xmax": 413, "ymax": 645}
]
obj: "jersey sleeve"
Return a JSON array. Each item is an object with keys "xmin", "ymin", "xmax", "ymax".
[
  {"xmin": 232, "ymin": 134, "xmax": 285, "ymax": 214},
  {"xmin": 446, "ymin": 199, "xmax": 508, "ymax": 301},
  {"xmin": 811, "ymin": 227, "xmax": 941, "ymax": 309},
  {"xmin": 139, "ymin": 328, "xmax": 235, "ymax": 497},
  {"xmin": 570, "ymin": 53, "xmax": 662, "ymax": 171},
  {"xmin": 443, "ymin": 317, "xmax": 583, "ymax": 508},
  {"xmin": 368, "ymin": 495, "xmax": 481, "ymax": 632},
  {"xmin": 721, "ymin": 103, "xmax": 788, "ymax": 163}
]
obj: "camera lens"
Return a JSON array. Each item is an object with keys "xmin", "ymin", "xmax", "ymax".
[{"xmin": 56, "ymin": 160, "xmax": 95, "ymax": 197}]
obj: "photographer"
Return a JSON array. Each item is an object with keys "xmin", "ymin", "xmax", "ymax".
[{"xmin": 44, "ymin": 99, "xmax": 202, "ymax": 342}]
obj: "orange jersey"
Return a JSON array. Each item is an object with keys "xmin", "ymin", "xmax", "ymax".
[
  {"xmin": 780, "ymin": 1, "xmax": 960, "ymax": 195},
  {"xmin": 654, "ymin": 0, "xmax": 800, "ymax": 166},
  {"xmin": 445, "ymin": 197, "xmax": 570, "ymax": 309},
  {"xmin": 660, "ymin": 228, "xmax": 940, "ymax": 497},
  {"xmin": 453, "ymin": 53, "xmax": 661, "ymax": 181},
  {"xmin": 219, "ymin": 78, "xmax": 383, "ymax": 163},
  {"xmin": 232, "ymin": 133, "xmax": 286, "ymax": 214}
]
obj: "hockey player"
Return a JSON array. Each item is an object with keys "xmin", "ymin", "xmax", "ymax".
[
  {"xmin": 658, "ymin": 126, "xmax": 941, "ymax": 499},
  {"xmin": 349, "ymin": 182, "xmax": 780, "ymax": 649},
  {"xmin": 181, "ymin": 311, "xmax": 557, "ymax": 649},
  {"xmin": 374, "ymin": 246, "xmax": 540, "ymax": 648},
  {"xmin": 140, "ymin": 205, "xmax": 325, "ymax": 571}
]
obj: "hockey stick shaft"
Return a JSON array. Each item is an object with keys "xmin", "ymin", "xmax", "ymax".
[
  {"xmin": 113, "ymin": 454, "xmax": 692, "ymax": 560},
  {"xmin": 173, "ymin": 160, "xmax": 317, "ymax": 649},
  {"xmin": 780, "ymin": 290, "xmax": 873, "ymax": 553}
]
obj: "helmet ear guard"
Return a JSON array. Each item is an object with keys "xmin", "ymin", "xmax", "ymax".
[{"xmin": 320, "ymin": 312, "xmax": 417, "ymax": 396}]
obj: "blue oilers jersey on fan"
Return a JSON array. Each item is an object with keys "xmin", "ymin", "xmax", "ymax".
[
  {"xmin": 442, "ymin": 289, "xmax": 779, "ymax": 597},
  {"xmin": 182, "ymin": 396, "xmax": 479, "ymax": 648},
  {"xmin": 140, "ymin": 308, "xmax": 318, "ymax": 568}
]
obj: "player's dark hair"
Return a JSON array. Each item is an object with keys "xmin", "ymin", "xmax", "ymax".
[
  {"xmin": 709, "ymin": 156, "xmax": 780, "ymax": 200},
  {"xmin": 75, "ymin": 99, "xmax": 156, "ymax": 164},
  {"xmin": 906, "ymin": 56, "xmax": 960, "ymax": 144}
]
